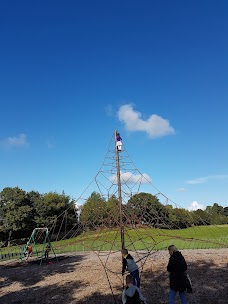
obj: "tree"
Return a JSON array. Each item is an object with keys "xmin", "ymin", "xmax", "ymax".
[
  {"xmin": 224, "ymin": 206, "xmax": 228, "ymax": 216},
  {"xmin": 106, "ymin": 195, "xmax": 119, "ymax": 227},
  {"xmin": 0, "ymin": 187, "xmax": 34, "ymax": 245},
  {"xmin": 206, "ymin": 203, "xmax": 228, "ymax": 225},
  {"xmin": 163, "ymin": 204, "xmax": 179, "ymax": 229},
  {"xmin": 172, "ymin": 208, "xmax": 192, "ymax": 228},
  {"xmin": 0, "ymin": 187, "xmax": 78, "ymax": 245},
  {"xmin": 126, "ymin": 192, "xmax": 166, "ymax": 227},
  {"xmin": 191, "ymin": 209, "xmax": 211, "ymax": 226},
  {"xmin": 33, "ymin": 191, "xmax": 77, "ymax": 235},
  {"xmin": 80, "ymin": 192, "xmax": 107, "ymax": 229}
]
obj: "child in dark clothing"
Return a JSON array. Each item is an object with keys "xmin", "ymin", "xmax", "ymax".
[
  {"xmin": 122, "ymin": 274, "xmax": 147, "ymax": 304},
  {"xmin": 121, "ymin": 248, "xmax": 140, "ymax": 288},
  {"xmin": 45, "ymin": 244, "xmax": 51, "ymax": 259}
]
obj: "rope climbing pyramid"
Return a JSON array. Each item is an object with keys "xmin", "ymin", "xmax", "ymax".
[
  {"xmin": 45, "ymin": 130, "xmax": 228, "ymax": 303},
  {"xmin": 1, "ymin": 130, "xmax": 227, "ymax": 304}
]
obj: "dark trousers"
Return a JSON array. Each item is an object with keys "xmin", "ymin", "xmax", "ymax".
[{"xmin": 131, "ymin": 269, "xmax": 140, "ymax": 288}]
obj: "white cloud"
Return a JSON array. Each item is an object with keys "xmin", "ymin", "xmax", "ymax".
[
  {"xmin": 188, "ymin": 201, "xmax": 206, "ymax": 211},
  {"xmin": 117, "ymin": 104, "xmax": 175, "ymax": 138},
  {"xmin": 0, "ymin": 133, "xmax": 28, "ymax": 149},
  {"xmin": 109, "ymin": 171, "xmax": 152, "ymax": 184},
  {"xmin": 186, "ymin": 174, "xmax": 228, "ymax": 185},
  {"xmin": 176, "ymin": 188, "xmax": 187, "ymax": 192}
]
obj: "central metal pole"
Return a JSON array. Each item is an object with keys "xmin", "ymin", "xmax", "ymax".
[{"xmin": 115, "ymin": 130, "xmax": 125, "ymax": 250}]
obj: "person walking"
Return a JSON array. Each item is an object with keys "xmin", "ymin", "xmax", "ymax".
[{"xmin": 167, "ymin": 245, "xmax": 188, "ymax": 304}]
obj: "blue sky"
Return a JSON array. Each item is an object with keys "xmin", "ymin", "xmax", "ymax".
[{"xmin": 0, "ymin": 1, "xmax": 227, "ymax": 210}]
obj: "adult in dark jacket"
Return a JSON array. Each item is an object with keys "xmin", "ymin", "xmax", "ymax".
[{"xmin": 167, "ymin": 245, "xmax": 187, "ymax": 304}]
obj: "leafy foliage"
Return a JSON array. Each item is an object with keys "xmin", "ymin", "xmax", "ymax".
[
  {"xmin": 0, "ymin": 187, "xmax": 77, "ymax": 245},
  {"xmin": 80, "ymin": 192, "xmax": 107, "ymax": 228},
  {"xmin": 0, "ymin": 186, "xmax": 227, "ymax": 246}
]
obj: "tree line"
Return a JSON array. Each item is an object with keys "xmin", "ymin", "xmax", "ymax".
[
  {"xmin": 80, "ymin": 192, "xmax": 228, "ymax": 229},
  {"xmin": 0, "ymin": 187, "xmax": 77, "ymax": 246},
  {"xmin": 0, "ymin": 187, "xmax": 227, "ymax": 246}
]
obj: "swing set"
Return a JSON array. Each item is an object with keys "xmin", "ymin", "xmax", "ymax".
[{"xmin": 20, "ymin": 228, "xmax": 58, "ymax": 265}]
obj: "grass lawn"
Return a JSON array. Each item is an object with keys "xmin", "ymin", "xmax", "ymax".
[{"xmin": 1, "ymin": 225, "xmax": 228, "ymax": 261}]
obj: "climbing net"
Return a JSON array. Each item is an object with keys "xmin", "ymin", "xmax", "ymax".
[
  {"xmin": 45, "ymin": 132, "xmax": 228, "ymax": 302},
  {"xmin": 1, "ymin": 132, "xmax": 227, "ymax": 303}
]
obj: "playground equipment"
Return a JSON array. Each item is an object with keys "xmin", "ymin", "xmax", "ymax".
[{"xmin": 20, "ymin": 228, "xmax": 58, "ymax": 265}]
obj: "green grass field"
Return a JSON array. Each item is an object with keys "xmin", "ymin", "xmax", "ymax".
[
  {"xmin": 1, "ymin": 225, "xmax": 228, "ymax": 261},
  {"xmin": 52, "ymin": 224, "xmax": 228, "ymax": 253}
]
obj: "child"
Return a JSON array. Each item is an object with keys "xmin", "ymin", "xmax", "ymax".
[
  {"xmin": 116, "ymin": 132, "xmax": 122, "ymax": 151},
  {"xmin": 122, "ymin": 274, "xmax": 147, "ymax": 304},
  {"xmin": 122, "ymin": 248, "xmax": 140, "ymax": 288},
  {"xmin": 25, "ymin": 244, "xmax": 33, "ymax": 260},
  {"xmin": 45, "ymin": 244, "xmax": 51, "ymax": 259}
]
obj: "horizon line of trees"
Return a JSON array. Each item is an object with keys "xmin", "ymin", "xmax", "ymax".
[
  {"xmin": 0, "ymin": 187, "xmax": 77, "ymax": 247},
  {"xmin": 0, "ymin": 187, "xmax": 227, "ymax": 247},
  {"xmin": 80, "ymin": 191, "xmax": 228, "ymax": 229}
]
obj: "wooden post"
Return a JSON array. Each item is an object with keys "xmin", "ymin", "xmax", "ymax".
[{"xmin": 115, "ymin": 130, "xmax": 125, "ymax": 250}]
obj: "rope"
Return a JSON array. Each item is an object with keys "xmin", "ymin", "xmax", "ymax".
[{"xmin": 2, "ymin": 131, "xmax": 227, "ymax": 304}]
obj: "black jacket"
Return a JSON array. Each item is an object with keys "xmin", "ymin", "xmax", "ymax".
[{"xmin": 167, "ymin": 251, "xmax": 187, "ymax": 292}]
